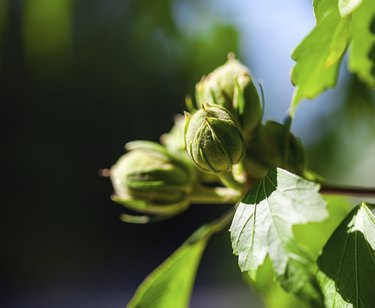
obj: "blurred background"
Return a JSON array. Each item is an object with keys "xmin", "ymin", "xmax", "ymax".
[{"xmin": 1, "ymin": 0, "xmax": 374, "ymax": 307}]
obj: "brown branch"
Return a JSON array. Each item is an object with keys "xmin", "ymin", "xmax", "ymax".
[{"xmin": 320, "ymin": 184, "xmax": 375, "ymax": 198}]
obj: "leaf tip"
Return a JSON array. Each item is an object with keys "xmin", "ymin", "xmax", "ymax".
[{"xmin": 338, "ymin": 0, "xmax": 364, "ymax": 17}]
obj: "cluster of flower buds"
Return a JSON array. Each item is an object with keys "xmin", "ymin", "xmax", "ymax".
[
  {"xmin": 195, "ymin": 54, "xmax": 262, "ymax": 139},
  {"xmin": 108, "ymin": 55, "xmax": 307, "ymax": 222},
  {"xmin": 184, "ymin": 55, "xmax": 262, "ymax": 178}
]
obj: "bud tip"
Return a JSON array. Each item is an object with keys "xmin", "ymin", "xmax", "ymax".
[{"xmin": 227, "ymin": 52, "xmax": 236, "ymax": 60}]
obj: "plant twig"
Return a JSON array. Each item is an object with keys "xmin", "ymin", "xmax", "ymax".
[
  {"xmin": 189, "ymin": 186, "xmax": 241, "ymax": 204},
  {"xmin": 218, "ymin": 171, "xmax": 244, "ymax": 192},
  {"xmin": 320, "ymin": 184, "xmax": 375, "ymax": 198}
]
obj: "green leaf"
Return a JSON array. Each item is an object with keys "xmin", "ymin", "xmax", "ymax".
[
  {"xmin": 128, "ymin": 211, "xmax": 233, "ymax": 308},
  {"xmin": 23, "ymin": 0, "xmax": 73, "ymax": 74},
  {"xmin": 246, "ymin": 194, "xmax": 352, "ymax": 308},
  {"xmin": 349, "ymin": 0, "xmax": 375, "ymax": 87},
  {"xmin": 339, "ymin": 0, "xmax": 363, "ymax": 17},
  {"xmin": 293, "ymin": 195, "xmax": 351, "ymax": 259},
  {"xmin": 290, "ymin": 0, "xmax": 375, "ymax": 114},
  {"xmin": 244, "ymin": 257, "xmax": 311, "ymax": 308},
  {"xmin": 128, "ymin": 242, "xmax": 204, "ymax": 308},
  {"xmin": 290, "ymin": 4, "xmax": 350, "ymax": 114},
  {"xmin": 230, "ymin": 168, "xmax": 327, "ymax": 305},
  {"xmin": 317, "ymin": 203, "xmax": 375, "ymax": 307}
]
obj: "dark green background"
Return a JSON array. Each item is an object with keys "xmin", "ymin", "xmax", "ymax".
[{"xmin": 1, "ymin": 0, "xmax": 374, "ymax": 307}]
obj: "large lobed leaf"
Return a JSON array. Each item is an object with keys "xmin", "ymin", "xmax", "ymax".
[
  {"xmin": 290, "ymin": 0, "xmax": 375, "ymax": 114},
  {"xmin": 128, "ymin": 211, "xmax": 233, "ymax": 308},
  {"xmin": 247, "ymin": 196, "xmax": 351, "ymax": 308},
  {"xmin": 317, "ymin": 203, "xmax": 375, "ymax": 307},
  {"xmin": 230, "ymin": 168, "xmax": 327, "ymax": 305}
]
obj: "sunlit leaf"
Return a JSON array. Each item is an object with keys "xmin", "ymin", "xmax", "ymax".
[
  {"xmin": 244, "ymin": 257, "xmax": 311, "ymax": 308},
  {"xmin": 293, "ymin": 195, "xmax": 352, "ymax": 258},
  {"xmin": 230, "ymin": 168, "xmax": 327, "ymax": 305},
  {"xmin": 339, "ymin": 0, "xmax": 363, "ymax": 17},
  {"xmin": 317, "ymin": 203, "xmax": 375, "ymax": 307},
  {"xmin": 290, "ymin": 2, "xmax": 350, "ymax": 114},
  {"xmin": 248, "ymin": 196, "xmax": 351, "ymax": 308},
  {"xmin": 290, "ymin": 0, "xmax": 375, "ymax": 114},
  {"xmin": 349, "ymin": 0, "xmax": 375, "ymax": 87}
]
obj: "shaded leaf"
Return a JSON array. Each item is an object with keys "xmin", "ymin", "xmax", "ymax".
[
  {"xmin": 317, "ymin": 203, "xmax": 375, "ymax": 307},
  {"xmin": 128, "ymin": 211, "xmax": 233, "ymax": 308},
  {"xmin": 230, "ymin": 168, "xmax": 327, "ymax": 305},
  {"xmin": 23, "ymin": 0, "xmax": 73, "ymax": 74}
]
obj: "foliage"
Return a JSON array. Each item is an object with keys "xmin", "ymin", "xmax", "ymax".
[
  {"xmin": 230, "ymin": 168, "xmax": 326, "ymax": 306},
  {"xmin": 290, "ymin": 0, "xmax": 375, "ymax": 114},
  {"xmin": 317, "ymin": 203, "xmax": 375, "ymax": 307},
  {"xmin": 128, "ymin": 212, "xmax": 233, "ymax": 308},
  {"xmin": 106, "ymin": 0, "xmax": 375, "ymax": 307}
]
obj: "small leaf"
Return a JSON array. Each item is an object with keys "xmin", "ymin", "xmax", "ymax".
[
  {"xmin": 230, "ymin": 168, "xmax": 327, "ymax": 304},
  {"xmin": 339, "ymin": 0, "xmax": 363, "ymax": 17},
  {"xmin": 317, "ymin": 203, "xmax": 375, "ymax": 307},
  {"xmin": 128, "ymin": 211, "xmax": 233, "ymax": 308}
]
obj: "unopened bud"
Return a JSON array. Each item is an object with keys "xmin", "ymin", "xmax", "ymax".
[
  {"xmin": 184, "ymin": 105, "xmax": 245, "ymax": 173},
  {"xmin": 110, "ymin": 141, "xmax": 194, "ymax": 215},
  {"xmin": 195, "ymin": 55, "xmax": 262, "ymax": 138}
]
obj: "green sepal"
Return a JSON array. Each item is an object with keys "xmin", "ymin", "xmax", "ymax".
[{"xmin": 112, "ymin": 195, "xmax": 190, "ymax": 215}]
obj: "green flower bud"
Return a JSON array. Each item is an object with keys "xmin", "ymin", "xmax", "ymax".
[
  {"xmin": 110, "ymin": 141, "xmax": 194, "ymax": 216},
  {"xmin": 245, "ymin": 121, "xmax": 305, "ymax": 179},
  {"xmin": 195, "ymin": 54, "xmax": 262, "ymax": 138},
  {"xmin": 184, "ymin": 105, "xmax": 245, "ymax": 173},
  {"xmin": 160, "ymin": 114, "xmax": 185, "ymax": 155},
  {"xmin": 161, "ymin": 114, "xmax": 221, "ymax": 185}
]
